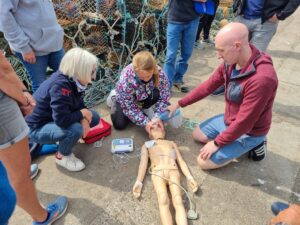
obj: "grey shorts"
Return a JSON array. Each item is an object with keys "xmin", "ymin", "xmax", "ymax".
[{"xmin": 0, "ymin": 91, "xmax": 29, "ymax": 150}]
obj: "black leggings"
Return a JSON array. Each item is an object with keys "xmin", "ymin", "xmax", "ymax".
[
  {"xmin": 195, "ymin": 0, "xmax": 220, "ymax": 41},
  {"xmin": 111, "ymin": 88, "xmax": 160, "ymax": 130}
]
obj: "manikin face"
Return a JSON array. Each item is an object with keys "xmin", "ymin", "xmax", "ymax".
[{"xmin": 149, "ymin": 125, "xmax": 165, "ymax": 140}]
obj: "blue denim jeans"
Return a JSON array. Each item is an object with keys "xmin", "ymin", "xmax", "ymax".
[
  {"xmin": 29, "ymin": 110, "xmax": 100, "ymax": 156},
  {"xmin": 236, "ymin": 16, "xmax": 278, "ymax": 52},
  {"xmin": 0, "ymin": 161, "xmax": 16, "ymax": 225},
  {"xmin": 15, "ymin": 48, "xmax": 65, "ymax": 92},
  {"xmin": 163, "ymin": 19, "xmax": 199, "ymax": 87},
  {"xmin": 200, "ymin": 114, "xmax": 266, "ymax": 165}
]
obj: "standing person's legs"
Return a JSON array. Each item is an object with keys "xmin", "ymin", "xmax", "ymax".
[
  {"xmin": 48, "ymin": 48, "xmax": 65, "ymax": 72},
  {"xmin": 0, "ymin": 161, "xmax": 16, "ymax": 225},
  {"xmin": 250, "ymin": 20, "xmax": 278, "ymax": 52},
  {"xmin": 0, "ymin": 137, "xmax": 48, "ymax": 222},
  {"xmin": 163, "ymin": 23, "xmax": 183, "ymax": 87},
  {"xmin": 173, "ymin": 18, "xmax": 199, "ymax": 84},
  {"xmin": 203, "ymin": 0, "xmax": 219, "ymax": 40},
  {"xmin": 15, "ymin": 53, "xmax": 49, "ymax": 92},
  {"xmin": 195, "ymin": 16, "xmax": 204, "ymax": 42}
]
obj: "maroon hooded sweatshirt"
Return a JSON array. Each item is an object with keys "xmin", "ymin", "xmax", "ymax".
[{"xmin": 178, "ymin": 44, "xmax": 278, "ymax": 147}]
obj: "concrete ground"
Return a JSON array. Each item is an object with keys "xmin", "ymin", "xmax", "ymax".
[{"xmin": 10, "ymin": 9, "xmax": 300, "ymax": 225}]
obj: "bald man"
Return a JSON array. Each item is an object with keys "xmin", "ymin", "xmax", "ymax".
[{"xmin": 167, "ymin": 22, "xmax": 278, "ymax": 170}]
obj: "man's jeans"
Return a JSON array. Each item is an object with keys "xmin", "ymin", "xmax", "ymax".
[
  {"xmin": 163, "ymin": 19, "xmax": 199, "ymax": 87},
  {"xmin": 29, "ymin": 110, "xmax": 100, "ymax": 156},
  {"xmin": 15, "ymin": 48, "xmax": 64, "ymax": 92},
  {"xmin": 237, "ymin": 16, "xmax": 278, "ymax": 52}
]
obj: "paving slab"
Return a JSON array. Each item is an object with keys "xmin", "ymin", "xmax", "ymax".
[{"xmin": 9, "ymin": 9, "xmax": 300, "ymax": 225}]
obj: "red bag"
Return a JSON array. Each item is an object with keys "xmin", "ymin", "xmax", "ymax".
[{"xmin": 83, "ymin": 118, "xmax": 112, "ymax": 144}]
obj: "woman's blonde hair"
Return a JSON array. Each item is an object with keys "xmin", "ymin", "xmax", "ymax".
[
  {"xmin": 59, "ymin": 47, "xmax": 98, "ymax": 82},
  {"xmin": 132, "ymin": 51, "xmax": 159, "ymax": 86}
]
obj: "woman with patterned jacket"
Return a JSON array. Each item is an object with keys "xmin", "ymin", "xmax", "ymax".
[{"xmin": 111, "ymin": 51, "xmax": 170, "ymax": 135}]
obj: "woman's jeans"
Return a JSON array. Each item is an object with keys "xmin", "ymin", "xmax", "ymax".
[
  {"xmin": 29, "ymin": 110, "xmax": 100, "ymax": 156},
  {"xmin": 0, "ymin": 161, "xmax": 16, "ymax": 225},
  {"xmin": 15, "ymin": 48, "xmax": 64, "ymax": 92},
  {"xmin": 163, "ymin": 18, "xmax": 199, "ymax": 86}
]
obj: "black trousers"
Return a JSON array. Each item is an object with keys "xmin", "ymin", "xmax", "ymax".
[
  {"xmin": 195, "ymin": 0, "xmax": 220, "ymax": 41},
  {"xmin": 111, "ymin": 88, "xmax": 160, "ymax": 130}
]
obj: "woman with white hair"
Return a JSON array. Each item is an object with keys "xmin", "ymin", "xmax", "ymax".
[{"xmin": 26, "ymin": 48, "xmax": 100, "ymax": 172}]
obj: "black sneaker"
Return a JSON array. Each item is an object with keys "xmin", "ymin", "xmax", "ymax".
[{"xmin": 248, "ymin": 140, "xmax": 267, "ymax": 161}]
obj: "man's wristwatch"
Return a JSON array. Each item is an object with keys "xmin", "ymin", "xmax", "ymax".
[{"xmin": 213, "ymin": 140, "xmax": 219, "ymax": 148}]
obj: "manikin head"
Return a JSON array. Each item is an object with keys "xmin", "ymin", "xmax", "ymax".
[
  {"xmin": 214, "ymin": 22, "xmax": 250, "ymax": 65},
  {"xmin": 149, "ymin": 125, "xmax": 166, "ymax": 140}
]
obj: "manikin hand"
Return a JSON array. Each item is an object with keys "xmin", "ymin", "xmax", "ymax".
[
  {"xmin": 132, "ymin": 180, "xmax": 143, "ymax": 198},
  {"xmin": 166, "ymin": 102, "xmax": 180, "ymax": 117},
  {"xmin": 187, "ymin": 177, "xmax": 199, "ymax": 193},
  {"xmin": 22, "ymin": 51, "xmax": 36, "ymax": 64},
  {"xmin": 199, "ymin": 141, "xmax": 219, "ymax": 161}
]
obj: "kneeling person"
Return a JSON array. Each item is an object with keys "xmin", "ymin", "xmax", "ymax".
[
  {"xmin": 26, "ymin": 48, "xmax": 100, "ymax": 172},
  {"xmin": 168, "ymin": 23, "xmax": 278, "ymax": 170}
]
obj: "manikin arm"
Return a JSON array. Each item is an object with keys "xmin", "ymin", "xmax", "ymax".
[
  {"xmin": 132, "ymin": 145, "xmax": 149, "ymax": 198},
  {"xmin": 173, "ymin": 142, "xmax": 199, "ymax": 193}
]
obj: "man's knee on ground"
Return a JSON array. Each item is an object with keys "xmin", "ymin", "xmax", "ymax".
[
  {"xmin": 157, "ymin": 192, "xmax": 170, "ymax": 207},
  {"xmin": 192, "ymin": 127, "xmax": 209, "ymax": 143},
  {"xmin": 197, "ymin": 156, "xmax": 217, "ymax": 170}
]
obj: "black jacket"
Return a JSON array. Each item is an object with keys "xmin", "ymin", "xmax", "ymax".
[{"xmin": 233, "ymin": 0, "xmax": 300, "ymax": 23}]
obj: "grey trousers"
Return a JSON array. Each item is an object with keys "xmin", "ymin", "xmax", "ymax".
[{"xmin": 236, "ymin": 16, "xmax": 278, "ymax": 52}]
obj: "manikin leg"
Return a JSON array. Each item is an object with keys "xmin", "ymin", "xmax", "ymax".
[
  {"xmin": 152, "ymin": 175, "xmax": 173, "ymax": 225},
  {"xmin": 169, "ymin": 172, "xmax": 188, "ymax": 225}
]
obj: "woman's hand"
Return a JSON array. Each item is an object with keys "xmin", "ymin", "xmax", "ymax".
[
  {"xmin": 145, "ymin": 121, "xmax": 153, "ymax": 134},
  {"xmin": 81, "ymin": 119, "xmax": 90, "ymax": 138},
  {"xmin": 19, "ymin": 92, "xmax": 36, "ymax": 116},
  {"xmin": 22, "ymin": 51, "xmax": 36, "ymax": 64}
]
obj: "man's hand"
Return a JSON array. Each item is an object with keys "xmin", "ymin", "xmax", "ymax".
[
  {"xmin": 199, "ymin": 141, "xmax": 219, "ymax": 161},
  {"xmin": 187, "ymin": 177, "xmax": 199, "ymax": 193},
  {"xmin": 80, "ymin": 108, "xmax": 92, "ymax": 123},
  {"xmin": 81, "ymin": 118, "xmax": 90, "ymax": 138},
  {"xmin": 166, "ymin": 102, "xmax": 180, "ymax": 117},
  {"xmin": 19, "ymin": 92, "xmax": 36, "ymax": 116},
  {"xmin": 22, "ymin": 51, "xmax": 36, "ymax": 64},
  {"xmin": 0, "ymin": 50, "xmax": 14, "ymax": 74},
  {"xmin": 269, "ymin": 14, "xmax": 279, "ymax": 23},
  {"xmin": 132, "ymin": 180, "xmax": 143, "ymax": 199}
]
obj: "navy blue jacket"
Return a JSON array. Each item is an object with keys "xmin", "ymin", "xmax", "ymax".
[{"xmin": 26, "ymin": 71, "xmax": 84, "ymax": 129}]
